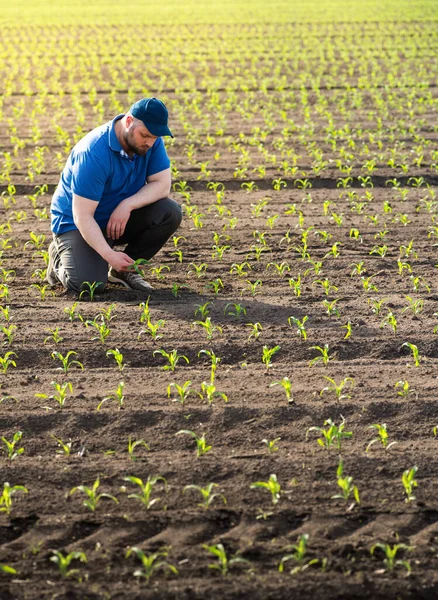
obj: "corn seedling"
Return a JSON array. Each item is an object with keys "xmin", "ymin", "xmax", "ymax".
[
  {"xmin": 188, "ymin": 262, "xmax": 208, "ymax": 278},
  {"xmin": 246, "ymin": 322, "xmax": 262, "ymax": 341},
  {"xmin": 402, "ymin": 466, "xmax": 418, "ymax": 503},
  {"xmin": 30, "ymin": 283, "xmax": 54, "ymax": 300},
  {"xmin": 270, "ymin": 377, "xmax": 293, "ymax": 403},
  {"xmin": 368, "ymin": 297, "xmax": 386, "ymax": 316},
  {"xmin": 262, "ymin": 437, "xmax": 281, "ymax": 453},
  {"xmin": 370, "ymin": 543, "xmax": 412, "ymax": 573},
  {"xmin": 176, "ymin": 430, "xmax": 212, "ymax": 457},
  {"xmin": 279, "ymin": 534, "xmax": 319, "ymax": 574},
  {"xmin": 0, "ymin": 482, "xmax": 28, "ymax": 515},
  {"xmin": 309, "ymin": 344, "xmax": 331, "ymax": 367},
  {"xmin": 332, "ymin": 459, "xmax": 360, "ymax": 505},
  {"xmin": 125, "ymin": 547, "xmax": 178, "ymax": 582},
  {"xmin": 0, "ymin": 351, "xmax": 17, "ymax": 373},
  {"xmin": 63, "ymin": 302, "xmax": 78, "ymax": 322},
  {"xmin": 123, "ymin": 475, "xmax": 167, "ymax": 509},
  {"xmin": 380, "ymin": 310, "xmax": 397, "ymax": 334},
  {"xmin": 85, "ymin": 316, "xmax": 111, "ymax": 344},
  {"xmin": 250, "ymin": 473, "xmax": 282, "ymax": 505},
  {"xmin": 288, "ymin": 275, "xmax": 302, "ymax": 297},
  {"xmin": 106, "ymin": 348, "xmax": 125, "ymax": 371},
  {"xmin": 36, "ymin": 381, "xmax": 73, "ymax": 409},
  {"xmin": 262, "ymin": 345, "xmax": 280, "ymax": 369},
  {"xmin": 241, "ymin": 279, "xmax": 262, "ymax": 297},
  {"xmin": 224, "ymin": 302, "xmax": 247, "ymax": 318},
  {"xmin": 230, "ymin": 262, "xmax": 251, "ymax": 276},
  {"xmin": 127, "ymin": 436, "xmax": 150, "ymax": 461},
  {"xmin": 138, "ymin": 298, "xmax": 151, "ymax": 323},
  {"xmin": 97, "ymin": 381, "xmax": 125, "ymax": 410},
  {"xmin": 171, "ymin": 283, "xmax": 188, "ymax": 298},
  {"xmin": 44, "ymin": 327, "xmax": 64, "ymax": 345},
  {"xmin": 50, "ymin": 550, "xmax": 87, "ymax": 579},
  {"xmin": 79, "ymin": 280, "xmax": 103, "ymax": 301},
  {"xmin": 366, "ymin": 423, "xmax": 397, "ymax": 452},
  {"xmin": 402, "ymin": 342, "xmax": 421, "ymax": 367},
  {"xmin": 167, "ymin": 380, "xmax": 193, "ymax": 404},
  {"xmin": 206, "ymin": 277, "xmax": 224, "ymax": 295},
  {"xmin": 1, "ymin": 324, "xmax": 16, "ymax": 346},
  {"xmin": 194, "ymin": 301, "xmax": 214, "ymax": 319},
  {"xmin": 402, "ymin": 296, "xmax": 423, "ymax": 315},
  {"xmin": 51, "ymin": 351, "xmax": 83, "ymax": 374},
  {"xmin": 306, "ymin": 417, "xmax": 352, "ymax": 452},
  {"xmin": 192, "ymin": 316, "xmax": 222, "ymax": 340},
  {"xmin": 0, "ymin": 564, "xmax": 16, "ymax": 574},
  {"xmin": 395, "ymin": 380, "xmax": 417, "ymax": 399},
  {"xmin": 322, "ymin": 298, "xmax": 341, "ymax": 317},
  {"xmin": 203, "ymin": 543, "xmax": 252, "ymax": 576},
  {"xmin": 50, "ymin": 434, "xmax": 72, "ymax": 456},
  {"xmin": 1, "ymin": 431, "xmax": 24, "ymax": 461},
  {"xmin": 288, "ymin": 315, "xmax": 308, "ymax": 341},
  {"xmin": 138, "ymin": 317, "xmax": 166, "ymax": 341},
  {"xmin": 199, "ymin": 381, "xmax": 228, "ymax": 405},
  {"xmin": 320, "ymin": 376, "xmax": 354, "ymax": 401},
  {"xmin": 183, "ymin": 482, "xmax": 227, "ymax": 509},
  {"xmin": 70, "ymin": 477, "xmax": 118, "ymax": 512},
  {"xmin": 154, "ymin": 349, "xmax": 189, "ymax": 371}
]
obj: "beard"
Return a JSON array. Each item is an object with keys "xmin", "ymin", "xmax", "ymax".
[{"xmin": 123, "ymin": 129, "xmax": 150, "ymax": 156}]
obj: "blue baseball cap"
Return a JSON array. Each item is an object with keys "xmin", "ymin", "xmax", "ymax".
[{"xmin": 129, "ymin": 97, "xmax": 173, "ymax": 138}]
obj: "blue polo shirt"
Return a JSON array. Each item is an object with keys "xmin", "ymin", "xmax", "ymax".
[{"xmin": 51, "ymin": 114, "xmax": 171, "ymax": 235}]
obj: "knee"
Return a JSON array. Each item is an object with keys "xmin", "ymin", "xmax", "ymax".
[{"xmin": 163, "ymin": 197, "xmax": 183, "ymax": 228}]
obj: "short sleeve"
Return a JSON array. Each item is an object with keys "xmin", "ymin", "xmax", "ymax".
[
  {"xmin": 146, "ymin": 137, "xmax": 171, "ymax": 177},
  {"xmin": 71, "ymin": 149, "xmax": 108, "ymax": 201}
]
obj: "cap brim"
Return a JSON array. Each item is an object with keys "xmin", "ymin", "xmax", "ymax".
[{"xmin": 143, "ymin": 123, "xmax": 174, "ymax": 138}]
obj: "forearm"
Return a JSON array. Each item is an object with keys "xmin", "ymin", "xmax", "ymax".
[
  {"xmin": 74, "ymin": 214, "xmax": 114, "ymax": 262},
  {"xmin": 119, "ymin": 179, "xmax": 171, "ymax": 212}
]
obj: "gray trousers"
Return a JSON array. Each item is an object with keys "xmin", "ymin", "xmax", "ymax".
[{"xmin": 52, "ymin": 197, "xmax": 182, "ymax": 293}]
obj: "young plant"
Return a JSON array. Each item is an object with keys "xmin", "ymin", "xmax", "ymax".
[
  {"xmin": 370, "ymin": 543, "xmax": 412, "ymax": 573},
  {"xmin": 50, "ymin": 434, "xmax": 72, "ymax": 456},
  {"xmin": 70, "ymin": 477, "xmax": 119, "ymax": 512},
  {"xmin": 270, "ymin": 377, "xmax": 293, "ymax": 403},
  {"xmin": 402, "ymin": 342, "xmax": 421, "ymax": 367},
  {"xmin": 306, "ymin": 417, "xmax": 352, "ymax": 452},
  {"xmin": 262, "ymin": 437, "xmax": 281, "ymax": 453},
  {"xmin": 0, "ymin": 351, "xmax": 17, "ymax": 374},
  {"xmin": 167, "ymin": 380, "xmax": 193, "ymax": 404},
  {"xmin": 63, "ymin": 302, "xmax": 78, "ymax": 322},
  {"xmin": 287, "ymin": 315, "xmax": 308, "ymax": 341},
  {"xmin": 138, "ymin": 317, "xmax": 166, "ymax": 341},
  {"xmin": 106, "ymin": 348, "xmax": 125, "ymax": 371},
  {"xmin": 0, "ymin": 482, "xmax": 28, "ymax": 515},
  {"xmin": 199, "ymin": 381, "xmax": 228, "ymax": 405},
  {"xmin": 1, "ymin": 431, "xmax": 24, "ymax": 461},
  {"xmin": 51, "ymin": 351, "xmax": 83, "ymax": 374},
  {"xmin": 366, "ymin": 423, "xmax": 397, "ymax": 452},
  {"xmin": 332, "ymin": 459, "xmax": 360, "ymax": 505},
  {"xmin": 192, "ymin": 316, "xmax": 222, "ymax": 340},
  {"xmin": 50, "ymin": 550, "xmax": 87, "ymax": 579},
  {"xmin": 176, "ymin": 430, "xmax": 212, "ymax": 457},
  {"xmin": 123, "ymin": 475, "xmax": 167, "ymax": 509},
  {"xmin": 250, "ymin": 473, "xmax": 282, "ymax": 505},
  {"xmin": 153, "ymin": 349, "xmax": 189, "ymax": 371},
  {"xmin": 35, "ymin": 381, "xmax": 73, "ymax": 409},
  {"xmin": 262, "ymin": 345, "xmax": 281, "ymax": 369},
  {"xmin": 198, "ymin": 349, "xmax": 221, "ymax": 384},
  {"xmin": 97, "ymin": 381, "xmax": 125, "ymax": 410},
  {"xmin": 125, "ymin": 547, "xmax": 178, "ymax": 582},
  {"xmin": 320, "ymin": 376, "xmax": 354, "ymax": 401},
  {"xmin": 246, "ymin": 322, "xmax": 262, "ymax": 341},
  {"xmin": 79, "ymin": 281, "xmax": 103, "ymax": 301},
  {"xmin": 402, "ymin": 466, "xmax": 418, "ymax": 503},
  {"xmin": 309, "ymin": 344, "xmax": 331, "ymax": 366},
  {"xmin": 44, "ymin": 327, "xmax": 64, "ymax": 345},
  {"xmin": 127, "ymin": 436, "xmax": 150, "ymax": 461},
  {"xmin": 224, "ymin": 302, "xmax": 247, "ymax": 318},
  {"xmin": 279, "ymin": 534, "xmax": 319, "ymax": 574},
  {"xmin": 194, "ymin": 301, "xmax": 214, "ymax": 319},
  {"xmin": 203, "ymin": 543, "xmax": 251, "ymax": 576},
  {"xmin": 183, "ymin": 482, "xmax": 227, "ymax": 509}
]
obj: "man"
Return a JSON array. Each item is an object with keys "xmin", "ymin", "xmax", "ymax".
[{"xmin": 48, "ymin": 97, "xmax": 182, "ymax": 293}]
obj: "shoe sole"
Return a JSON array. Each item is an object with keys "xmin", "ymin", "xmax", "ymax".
[
  {"xmin": 46, "ymin": 241, "xmax": 59, "ymax": 286},
  {"xmin": 108, "ymin": 272, "xmax": 154, "ymax": 291}
]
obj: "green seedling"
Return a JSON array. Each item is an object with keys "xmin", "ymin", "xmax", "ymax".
[
  {"xmin": 188, "ymin": 262, "xmax": 208, "ymax": 278},
  {"xmin": 309, "ymin": 344, "xmax": 331, "ymax": 366},
  {"xmin": 86, "ymin": 316, "xmax": 111, "ymax": 344},
  {"xmin": 138, "ymin": 317, "xmax": 166, "ymax": 341},
  {"xmin": 167, "ymin": 380, "xmax": 193, "ymax": 404},
  {"xmin": 206, "ymin": 278, "xmax": 224, "ymax": 295},
  {"xmin": 241, "ymin": 279, "xmax": 262, "ymax": 297},
  {"xmin": 288, "ymin": 315, "xmax": 308, "ymax": 341},
  {"xmin": 36, "ymin": 381, "xmax": 73, "ymax": 409},
  {"xmin": 0, "ymin": 324, "xmax": 16, "ymax": 346},
  {"xmin": 288, "ymin": 275, "xmax": 302, "ymax": 297},
  {"xmin": 0, "ymin": 482, "xmax": 28, "ymax": 515},
  {"xmin": 250, "ymin": 473, "xmax": 282, "ymax": 505},
  {"xmin": 150, "ymin": 265, "xmax": 170, "ymax": 281},
  {"xmin": 30, "ymin": 283, "xmax": 54, "ymax": 300},
  {"xmin": 96, "ymin": 303, "xmax": 117, "ymax": 322},
  {"xmin": 194, "ymin": 301, "xmax": 214, "ymax": 319},
  {"xmin": 153, "ymin": 349, "xmax": 189, "ymax": 371},
  {"xmin": 51, "ymin": 351, "xmax": 83, "ymax": 374},
  {"xmin": 63, "ymin": 302, "xmax": 78, "ymax": 322},
  {"xmin": 199, "ymin": 381, "xmax": 228, "ymax": 405},
  {"xmin": 50, "ymin": 550, "xmax": 87, "ymax": 579},
  {"xmin": 320, "ymin": 376, "xmax": 354, "ymax": 401},
  {"xmin": 192, "ymin": 317, "xmax": 222, "ymax": 340},
  {"xmin": 106, "ymin": 348, "xmax": 125, "ymax": 371},
  {"xmin": 44, "ymin": 327, "xmax": 64, "ymax": 345},
  {"xmin": 123, "ymin": 475, "xmax": 167, "ymax": 509},
  {"xmin": 1, "ymin": 431, "xmax": 24, "ymax": 460},
  {"xmin": 224, "ymin": 302, "xmax": 247, "ymax": 318},
  {"xmin": 366, "ymin": 423, "xmax": 397, "ymax": 452},
  {"xmin": 322, "ymin": 298, "xmax": 341, "ymax": 317},
  {"xmin": 138, "ymin": 298, "xmax": 151, "ymax": 323},
  {"xmin": 0, "ymin": 305, "xmax": 12, "ymax": 322},
  {"xmin": 370, "ymin": 543, "xmax": 412, "ymax": 573},
  {"xmin": 246, "ymin": 322, "xmax": 262, "ymax": 341},
  {"xmin": 198, "ymin": 349, "xmax": 221, "ymax": 384},
  {"xmin": 368, "ymin": 297, "xmax": 386, "ymax": 316},
  {"xmin": 262, "ymin": 345, "xmax": 280, "ymax": 369},
  {"xmin": 332, "ymin": 459, "xmax": 360, "ymax": 505},
  {"xmin": 70, "ymin": 477, "xmax": 118, "ymax": 512},
  {"xmin": 380, "ymin": 310, "xmax": 397, "ymax": 334},
  {"xmin": 313, "ymin": 278, "xmax": 338, "ymax": 296},
  {"xmin": 267, "ymin": 261, "xmax": 290, "ymax": 277},
  {"xmin": 127, "ymin": 436, "xmax": 150, "ymax": 461},
  {"xmin": 183, "ymin": 482, "xmax": 227, "ymax": 509},
  {"xmin": 203, "ymin": 543, "xmax": 252, "ymax": 576},
  {"xmin": 402, "ymin": 466, "xmax": 418, "ymax": 503},
  {"xmin": 306, "ymin": 417, "xmax": 352, "ymax": 452},
  {"xmin": 176, "ymin": 430, "xmax": 212, "ymax": 457},
  {"xmin": 171, "ymin": 283, "xmax": 188, "ymax": 298},
  {"xmin": 395, "ymin": 380, "xmax": 417, "ymax": 399},
  {"xmin": 262, "ymin": 437, "xmax": 281, "ymax": 453},
  {"xmin": 0, "ymin": 564, "xmax": 16, "ymax": 574},
  {"xmin": 270, "ymin": 377, "xmax": 293, "ymax": 403},
  {"xmin": 402, "ymin": 342, "xmax": 421, "ymax": 367},
  {"xmin": 97, "ymin": 381, "xmax": 125, "ymax": 410},
  {"xmin": 230, "ymin": 262, "xmax": 251, "ymax": 276},
  {"xmin": 125, "ymin": 547, "xmax": 178, "ymax": 582},
  {"xmin": 402, "ymin": 296, "xmax": 423, "ymax": 315},
  {"xmin": 50, "ymin": 434, "xmax": 72, "ymax": 456},
  {"xmin": 128, "ymin": 258, "xmax": 150, "ymax": 276},
  {"xmin": 79, "ymin": 281, "xmax": 103, "ymax": 301},
  {"xmin": 279, "ymin": 534, "xmax": 319, "ymax": 574},
  {"xmin": 0, "ymin": 351, "xmax": 17, "ymax": 374}
]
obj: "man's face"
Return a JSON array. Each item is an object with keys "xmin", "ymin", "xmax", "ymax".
[{"xmin": 123, "ymin": 117, "xmax": 157, "ymax": 155}]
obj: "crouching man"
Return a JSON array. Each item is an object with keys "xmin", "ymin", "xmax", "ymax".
[{"xmin": 48, "ymin": 97, "xmax": 182, "ymax": 293}]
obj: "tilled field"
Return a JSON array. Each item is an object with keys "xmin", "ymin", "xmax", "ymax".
[{"xmin": 1, "ymin": 1, "xmax": 438, "ymax": 598}]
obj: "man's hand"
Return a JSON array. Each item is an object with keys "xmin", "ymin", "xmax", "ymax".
[
  {"xmin": 108, "ymin": 250, "xmax": 135, "ymax": 272},
  {"xmin": 106, "ymin": 201, "xmax": 131, "ymax": 240}
]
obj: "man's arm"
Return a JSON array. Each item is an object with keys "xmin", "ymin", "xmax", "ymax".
[
  {"xmin": 72, "ymin": 194, "xmax": 134, "ymax": 272},
  {"xmin": 106, "ymin": 168, "xmax": 171, "ymax": 240}
]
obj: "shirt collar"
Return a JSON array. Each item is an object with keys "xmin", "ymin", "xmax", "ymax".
[{"xmin": 109, "ymin": 114, "xmax": 136, "ymax": 160}]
